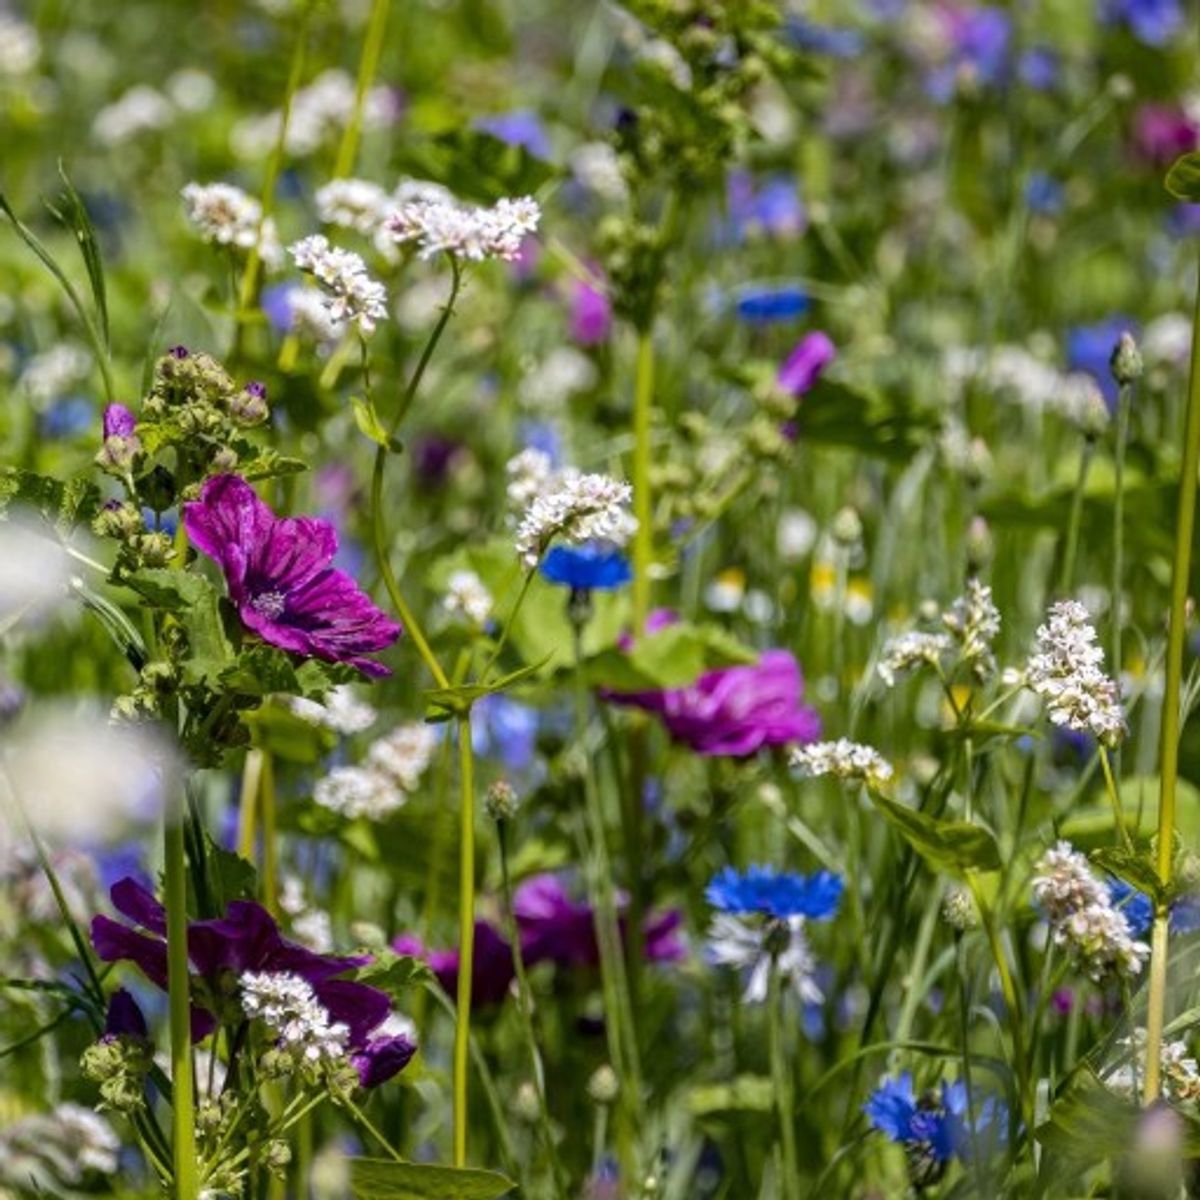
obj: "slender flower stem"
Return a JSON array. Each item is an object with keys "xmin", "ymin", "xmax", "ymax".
[
  {"xmin": 1058, "ymin": 433, "xmax": 1096, "ymax": 596},
  {"xmin": 1099, "ymin": 747, "xmax": 1131, "ymax": 850},
  {"xmin": 768, "ymin": 970, "xmax": 800, "ymax": 1200},
  {"xmin": 1144, "ymin": 243, "xmax": 1200, "ymax": 1103},
  {"xmin": 164, "ymin": 812, "xmax": 199, "ymax": 1200},
  {"xmin": 260, "ymin": 748, "xmax": 278, "ymax": 916},
  {"xmin": 631, "ymin": 329, "xmax": 655, "ymax": 634},
  {"xmin": 453, "ymin": 713, "xmax": 476, "ymax": 1167},
  {"xmin": 1111, "ymin": 380, "xmax": 1133, "ymax": 677},
  {"xmin": 333, "ymin": 0, "xmax": 391, "ymax": 179}
]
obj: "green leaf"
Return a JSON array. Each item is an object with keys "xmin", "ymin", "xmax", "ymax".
[
  {"xmin": 584, "ymin": 621, "xmax": 757, "ymax": 691},
  {"xmin": 205, "ymin": 838, "xmax": 258, "ymax": 910},
  {"xmin": 1035, "ymin": 1069, "xmax": 1137, "ymax": 1175},
  {"xmin": 1089, "ymin": 847, "xmax": 1166, "ymax": 905},
  {"xmin": 244, "ymin": 702, "xmax": 337, "ymax": 765},
  {"xmin": 1166, "ymin": 152, "xmax": 1200, "ymax": 201},
  {"xmin": 869, "ymin": 791, "xmax": 1001, "ymax": 875},
  {"xmin": 350, "ymin": 396, "xmax": 401, "ymax": 452},
  {"xmin": 49, "ymin": 163, "xmax": 109, "ymax": 350},
  {"xmin": 125, "ymin": 569, "xmax": 235, "ymax": 686},
  {"xmin": 0, "ymin": 468, "xmax": 100, "ymax": 535},
  {"xmin": 686, "ymin": 1074, "xmax": 774, "ymax": 1116},
  {"xmin": 349, "ymin": 1157, "xmax": 515, "ymax": 1199},
  {"xmin": 356, "ymin": 951, "xmax": 435, "ymax": 998},
  {"xmin": 423, "ymin": 654, "xmax": 553, "ymax": 719},
  {"xmin": 235, "ymin": 444, "xmax": 309, "ymax": 483},
  {"xmin": 1063, "ymin": 775, "xmax": 1200, "ymax": 850}
]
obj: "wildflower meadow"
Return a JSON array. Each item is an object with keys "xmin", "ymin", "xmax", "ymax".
[{"xmin": 7, "ymin": 0, "xmax": 1200, "ymax": 1196}]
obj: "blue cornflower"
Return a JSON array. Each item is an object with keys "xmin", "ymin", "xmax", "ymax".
[
  {"xmin": 1017, "ymin": 46, "xmax": 1060, "ymax": 91},
  {"xmin": 705, "ymin": 865, "xmax": 843, "ymax": 921},
  {"xmin": 540, "ymin": 544, "xmax": 632, "ymax": 592},
  {"xmin": 733, "ymin": 282, "xmax": 809, "ymax": 324},
  {"xmin": 1101, "ymin": 0, "xmax": 1184, "ymax": 47},
  {"xmin": 40, "ymin": 396, "xmax": 93, "ymax": 439},
  {"xmin": 1107, "ymin": 878, "xmax": 1200, "ymax": 935}
]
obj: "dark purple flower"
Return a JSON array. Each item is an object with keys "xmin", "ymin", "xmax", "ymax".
[
  {"xmin": 103, "ymin": 988, "xmax": 148, "ymax": 1038},
  {"xmin": 182, "ymin": 474, "xmax": 401, "ymax": 677},
  {"xmin": 513, "ymin": 873, "xmax": 685, "ymax": 970},
  {"xmin": 394, "ymin": 920, "xmax": 516, "ymax": 1008},
  {"xmin": 569, "ymin": 278, "xmax": 612, "ymax": 345},
  {"xmin": 410, "ymin": 435, "xmax": 464, "ymax": 488},
  {"xmin": 1131, "ymin": 103, "xmax": 1199, "ymax": 166},
  {"xmin": 777, "ymin": 332, "xmax": 836, "ymax": 397}
]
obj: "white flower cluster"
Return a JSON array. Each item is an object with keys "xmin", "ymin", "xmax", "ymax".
[
  {"xmin": 386, "ymin": 192, "xmax": 541, "ymax": 262},
  {"xmin": 232, "ymin": 69, "xmax": 394, "ymax": 160},
  {"xmin": 443, "ymin": 569, "xmax": 493, "ymax": 627},
  {"xmin": 289, "ymin": 235, "xmax": 388, "ymax": 336},
  {"xmin": 0, "ymin": 14, "xmax": 39, "ymax": 75},
  {"xmin": 18, "ymin": 343, "xmax": 92, "ymax": 402},
  {"xmin": 279, "ymin": 876, "xmax": 333, "ymax": 954},
  {"xmin": 1107, "ymin": 1029, "xmax": 1200, "ymax": 1102},
  {"xmin": 240, "ymin": 970, "xmax": 349, "ymax": 1069},
  {"xmin": 522, "ymin": 347, "xmax": 597, "ymax": 410},
  {"xmin": 92, "ymin": 85, "xmax": 174, "ymax": 145},
  {"xmin": 707, "ymin": 913, "xmax": 821, "ymax": 1005},
  {"xmin": 570, "ymin": 142, "xmax": 629, "ymax": 204},
  {"xmin": 513, "ymin": 469, "xmax": 636, "ymax": 568},
  {"xmin": 181, "ymin": 182, "xmax": 282, "ymax": 266},
  {"xmin": 505, "ymin": 447, "xmax": 554, "ymax": 512},
  {"xmin": 316, "ymin": 178, "xmax": 392, "ymax": 235},
  {"xmin": 1032, "ymin": 842, "xmax": 1149, "ymax": 981},
  {"xmin": 289, "ymin": 684, "xmax": 378, "ymax": 736},
  {"xmin": 878, "ymin": 631, "xmax": 953, "ymax": 688},
  {"xmin": 284, "ymin": 285, "xmax": 347, "ymax": 344},
  {"xmin": 314, "ymin": 720, "xmax": 437, "ymax": 820},
  {"xmin": 942, "ymin": 577, "xmax": 1001, "ymax": 682},
  {"xmin": 790, "ymin": 739, "xmax": 894, "ymax": 791},
  {"xmin": 944, "ymin": 344, "xmax": 1110, "ymax": 428},
  {"xmin": 1027, "ymin": 600, "xmax": 1126, "ymax": 746},
  {"xmin": 0, "ymin": 1104, "xmax": 120, "ymax": 1188}
]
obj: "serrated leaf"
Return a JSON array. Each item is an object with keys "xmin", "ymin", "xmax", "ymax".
[
  {"xmin": 349, "ymin": 1158, "xmax": 515, "ymax": 1199},
  {"xmin": 205, "ymin": 838, "xmax": 258, "ymax": 910},
  {"xmin": 0, "ymin": 468, "xmax": 101, "ymax": 535},
  {"xmin": 125, "ymin": 569, "xmax": 235, "ymax": 686},
  {"xmin": 869, "ymin": 791, "xmax": 1001, "ymax": 875},
  {"xmin": 1167, "ymin": 152, "xmax": 1200, "ymax": 201}
]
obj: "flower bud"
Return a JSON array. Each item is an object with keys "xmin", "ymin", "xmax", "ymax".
[
  {"xmin": 831, "ymin": 506, "xmax": 863, "ymax": 548},
  {"xmin": 965, "ymin": 516, "xmax": 994, "ymax": 573},
  {"xmin": 1110, "ymin": 331, "xmax": 1143, "ymax": 386},
  {"xmin": 265, "ymin": 1139, "xmax": 293, "ymax": 1177},
  {"xmin": 229, "ymin": 380, "xmax": 269, "ymax": 426},
  {"xmin": 485, "ymin": 780, "xmax": 520, "ymax": 822},
  {"xmin": 513, "ymin": 1080, "xmax": 541, "ymax": 1123},
  {"xmin": 588, "ymin": 1064, "xmax": 619, "ymax": 1105},
  {"xmin": 132, "ymin": 531, "xmax": 175, "ymax": 568},
  {"xmin": 942, "ymin": 885, "xmax": 980, "ymax": 931},
  {"xmin": 211, "ymin": 445, "xmax": 239, "ymax": 473},
  {"xmin": 93, "ymin": 500, "xmax": 143, "ymax": 541}
]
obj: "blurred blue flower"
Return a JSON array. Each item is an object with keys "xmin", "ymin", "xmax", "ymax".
[
  {"xmin": 925, "ymin": 7, "xmax": 1011, "ymax": 103},
  {"xmin": 865, "ymin": 1074, "xmax": 1005, "ymax": 1165},
  {"xmin": 727, "ymin": 172, "xmax": 804, "ymax": 242},
  {"xmin": 786, "ymin": 18, "xmax": 864, "ymax": 58},
  {"xmin": 142, "ymin": 507, "xmax": 178, "ymax": 537},
  {"xmin": 1025, "ymin": 172, "xmax": 1064, "ymax": 215},
  {"xmin": 40, "ymin": 396, "xmax": 93, "ymax": 439},
  {"xmin": 472, "ymin": 693, "xmax": 540, "ymax": 772},
  {"xmin": 1101, "ymin": 0, "xmax": 1185, "ymax": 47},
  {"xmin": 474, "ymin": 110, "xmax": 551, "ymax": 160},
  {"xmin": 540, "ymin": 544, "xmax": 631, "ymax": 591},
  {"xmin": 706, "ymin": 865, "xmax": 843, "ymax": 920},
  {"xmin": 261, "ymin": 283, "xmax": 294, "ymax": 334},
  {"xmin": 1017, "ymin": 46, "xmax": 1060, "ymax": 91},
  {"xmin": 1107, "ymin": 878, "xmax": 1200, "ymax": 935},
  {"xmin": 1168, "ymin": 203, "xmax": 1200, "ymax": 238},
  {"xmin": 733, "ymin": 282, "xmax": 810, "ymax": 324},
  {"xmin": 1068, "ymin": 316, "xmax": 1135, "ymax": 407},
  {"xmin": 516, "ymin": 420, "xmax": 562, "ymax": 464}
]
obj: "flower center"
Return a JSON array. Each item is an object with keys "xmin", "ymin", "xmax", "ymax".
[{"xmin": 251, "ymin": 590, "xmax": 287, "ymax": 619}]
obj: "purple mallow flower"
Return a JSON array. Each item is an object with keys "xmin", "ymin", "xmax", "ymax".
[
  {"xmin": 182, "ymin": 474, "xmax": 401, "ymax": 677},
  {"xmin": 91, "ymin": 878, "xmax": 413, "ymax": 1086},
  {"xmin": 777, "ymin": 332, "xmax": 836, "ymax": 398},
  {"xmin": 394, "ymin": 920, "xmax": 516, "ymax": 1008},
  {"xmin": 605, "ymin": 615, "xmax": 822, "ymax": 757},
  {"xmin": 103, "ymin": 988, "xmax": 148, "ymax": 1038}
]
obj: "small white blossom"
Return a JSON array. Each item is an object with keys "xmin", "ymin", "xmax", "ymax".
[
  {"xmin": 313, "ymin": 764, "xmax": 403, "ymax": 820},
  {"xmin": 790, "ymin": 739, "xmax": 894, "ymax": 790},
  {"xmin": 942, "ymin": 577, "xmax": 1001, "ymax": 682},
  {"xmin": 240, "ymin": 971, "xmax": 349, "ymax": 1068},
  {"xmin": 290, "ymin": 235, "xmax": 388, "ymax": 336},
  {"xmin": 877, "ymin": 631, "xmax": 953, "ymax": 688},
  {"xmin": 707, "ymin": 913, "xmax": 821, "ymax": 1004},
  {"xmin": 316, "ymin": 178, "xmax": 392, "ymax": 236},
  {"xmin": 443, "ymin": 569, "xmax": 493, "ymax": 627},
  {"xmin": 18, "ymin": 343, "xmax": 91, "ymax": 402},
  {"xmin": 285, "ymin": 285, "xmax": 347, "ymax": 343},
  {"xmin": 386, "ymin": 192, "xmax": 541, "ymax": 262},
  {"xmin": 1027, "ymin": 600, "xmax": 1126, "ymax": 746},
  {"xmin": 1107, "ymin": 1029, "xmax": 1200, "ymax": 1101},
  {"xmin": 166, "ymin": 69, "xmax": 217, "ymax": 112},
  {"xmin": 181, "ymin": 182, "xmax": 282, "ymax": 266},
  {"xmin": 513, "ymin": 469, "xmax": 636, "ymax": 568},
  {"xmin": 288, "ymin": 685, "xmax": 377, "ymax": 735},
  {"xmin": 522, "ymin": 347, "xmax": 597, "ymax": 409},
  {"xmin": 505, "ymin": 447, "xmax": 554, "ymax": 513},
  {"xmin": 570, "ymin": 142, "xmax": 629, "ymax": 204},
  {"xmin": 367, "ymin": 722, "xmax": 438, "ymax": 792}
]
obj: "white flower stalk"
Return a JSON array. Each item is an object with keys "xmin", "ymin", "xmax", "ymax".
[
  {"xmin": 313, "ymin": 765, "xmax": 403, "ymax": 820},
  {"xmin": 288, "ymin": 685, "xmax": 378, "ymax": 735},
  {"xmin": 877, "ymin": 631, "xmax": 953, "ymax": 688},
  {"xmin": 706, "ymin": 913, "xmax": 821, "ymax": 1005},
  {"xmin": 1032, "ymin": 842, "xmax": 1148, "ymax": 981},
  {"xmin": 1027, "ymin": 600, "xmax": 1126, "ymax": 746},
  {"xmin": 790, "ymin": 739, "xmax": 894, "ymax": 791},
  {"xmin": 181, "ymin": 182, "xmax": 282, "ymax": 266},
  {"xmin": 315, "ymin": 178, "xmax": 392, "ymax": 236},
  {"xmin": 513, "ymin": 469, "xmax": 636, "ymax": 568},
  {"xmin": 443, "ymin": 569, "xmax": 493, "ymax": 627},
  {"xmin": 942, "ymin": 577, "xmax": 1001, "ymax": 682},
  {"xmin": 386, "ymin": 192, "xmax": 541, "ymax": 262},
  {"xmin": 505, "ymin": 448, "xmax": 554, "ymax": 513},
  {"xmin": 289, "ymin": 235, "xmax": 388, "ymax": 336},
  {"xmin": 367, "ymin": 722, "xmax": 438, "ymax": 792},
  {"xmin": 240, "ymin": 971, "xmax": 349, "ymax": 1068}
]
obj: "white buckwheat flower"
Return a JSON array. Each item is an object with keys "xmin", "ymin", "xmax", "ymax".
[
  {"xmin": 285, "ymin": 285, "xmax": 347, "ymax": 344},
  {"xmin": 367, "ymin": 722, "xmax": 438, "ymax": 792},
  {"xmin": 506, "ymin": 448, "xmax": 554, "ymax": 513},
  {"xmin": 288, "ymin": 685, "xmax": 378, "ymax": 735},
  {"xmin": 240, "ymin": 971, "xmax": 349, "ymax": 1068},
  {"xmin": 182, "ymin": 182, "xmax": 282, "ymax": 266},
  {"xmin": 289, "ymin": 235, "xmax": 388, "ymax": 336},
  {"xmin": 386, "ymin": 192, "xmax": 541, "ymax": 262},
  {"xmin": 313, "ymin": 765, "xmax": 403, "ymax": 820},
  {"xmin": 877, "ymin": 631, "xmax": 953, "ymax": 688},
  {"xmin": 707, "ymin": 913, "xmax": 821, "ymax": 1005},
  {"xmin": 316, "ymin": 178, "xmax": 392, "ymax": 236},
  {"xmin": 513, "ymin": 469, "xmax": 636, "ymax": 569},
  {"xmin": 1026, "ymin": 600, "xmax": 1126, "ymax": 746},
  {"xmin": 942, "ymin": 577, "xmax": 1001, "ymax": 682},
  {"xmin": 443, "ymin": 569, "xmax": 493, "ymax": 627},
  {"xmin": 790, "ymin": 739, "xmax": 894, "ymax": 790},
  {"xmin": 1032, "ymin": 841, "xmax": 1148, "ymax": 981}
]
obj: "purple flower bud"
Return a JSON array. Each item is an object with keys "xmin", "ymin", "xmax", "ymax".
[
  {"xmin": 104, "ymin": 988, "xmax": 148, "ymax": 1038},
  {"xmin": 229, "ymin": 381, "xmax": 269, "ymax": 427},
  {"xmin": 103, "ymin": 403, "xmax": 138, "ymax": 439},
  {"xmin": 777, "ymin": 332, "xmax": 836, "ymax": 398},
  {"xmin": 168, "ymin": 345, "xmax": 190, "ymax": 360}
]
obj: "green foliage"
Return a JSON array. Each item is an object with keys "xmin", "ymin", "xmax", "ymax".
[{"xmin": 349, "ymin": 1158, "xmax": 515, "ymax": 1199}]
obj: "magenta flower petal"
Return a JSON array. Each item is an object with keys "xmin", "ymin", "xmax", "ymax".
[
  {"xmin": 91, "ymin": 915, "xmax": 169, "ymax": 989},
  {"xmin": 777, "ymin": 331, "xmax": 836, "ymax": 397},
  {"xmin": 103, "ymin": 403, "xmax": 138, "ymax": 439},
  {"xmin": 183, "ymin": 474, "xmax": 401, "ymax": 677}
]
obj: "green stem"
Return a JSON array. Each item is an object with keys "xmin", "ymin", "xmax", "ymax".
[
  {"xmin": 768, "ymin": 970, "xmax": 800, "ymax": 1200},
  {"xmin": 333, "ymin": 0, "xmax": 391, "ymax": 178},
  {"xmin": 260, "ymin": 749, "xmax": 278, "ymax": 915},
  {"xmin": 1144, "ymin": 242, "xmax": 1200, "ymax": 1103},
  {"xmin": 1099, "ymin": 746, "xmax": 1131, "ymax": 851},
  {"xmin": 631, "ymin": 330, "xmax": 655, "ymax": 635},
  {"xmin": 1058, "ymin": 434, "xmax": 1096, "ymax": 596},
  {"xmin": 164, "ymin": 813, "xmax": 199, "ymax": 1200},
  {"xmin": 1111, "ymin": 380, "xmax": 1132, "ymax": 676},
  {"xmin": 237, "ymin": 747, "xmax": 263, "ymax": 862},
  {"xmin": 453, "ymin": 713, "xmax": 476, "ymax": 1167}
]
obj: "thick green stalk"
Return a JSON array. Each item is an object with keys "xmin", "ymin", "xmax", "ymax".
[
  {"xmin": 333, "ymin": 0, "xmax": 391, "ymax": 178},
  {"xmin": 631, "ymin": 331, "xmax": 655, "ymax": 633},
  {"xmin": 1144, "ymin": 246, "xmax": 1200, "ymax": 1103},
  {"xmin": 768, "ymin": 970, "xmax": 800, "ymax": 1200},
  {"xmin": 164, "ymin": 814, "xmax": 199, "ymax": 1200},
  {"xmin": 453, "ymin": 714, "xmax": 476, "ymax": 1167}
]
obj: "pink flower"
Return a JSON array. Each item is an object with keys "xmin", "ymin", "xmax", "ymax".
[
  {"xmin": 1131, "ymin": 103, "xmax": 1199, "ymax": 166},
  {"xmin": 777, "ymin": 331, "xmax": 836, "ymax": 397},
  {"xmin": 569, "ymin": 278, "xmax": 612, "ymax": 345}
]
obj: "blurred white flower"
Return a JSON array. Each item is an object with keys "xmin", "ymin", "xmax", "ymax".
[
  {"xmin": 92, "ymin": 85, "xmax": 173, "ymax": 145},
  {"xmin": 0, "ymin": 515, "xmax": 74, "ymax": 625}
]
